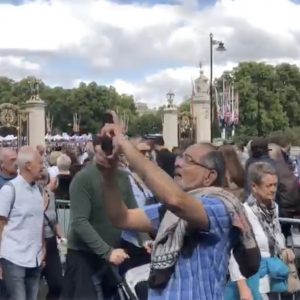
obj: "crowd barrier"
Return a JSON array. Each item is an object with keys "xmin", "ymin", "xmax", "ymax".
[
  {"xmin": 52, "ymin": 205, "xmax": 300, "ymax": 299},
  {"xmin": 278, "ymin": 218, "xmax": 300, "ymax": 300},
  {"xmin": 56, "ymin": 199, "xmax": 70, "ymax": 236}
]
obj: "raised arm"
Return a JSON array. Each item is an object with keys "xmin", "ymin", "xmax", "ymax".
[
  {"xmin": 101, "ymin": 165, "xmax": 153, "ymax": 233},
  {"xmin": 100, "ymin": 125, "xmax": 209, "ymax": 230}
]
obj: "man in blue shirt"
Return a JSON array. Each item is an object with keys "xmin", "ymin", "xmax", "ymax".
[
  {"xmin": 0, "ymin": 148, "xmax": 17, "ymax": 188},
  {"xmin": 98, "ymin": 124, "xmax": 259, "ymax": 300},
  {"xmin": 0, "ymin": 146, "xmax": 44, "ymax": 300},
  {"xmin": 0, "ymin": 148, "xmax": 17, "ymax": 300}
]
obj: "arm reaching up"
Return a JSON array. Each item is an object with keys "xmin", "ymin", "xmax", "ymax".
[
  {"xmin": 95, "ymin": 145, "xmax": 153, "ymax": 233},
  {"xmin": 99, "ymin": 124, "xmax": 209, "ymax": 231}
]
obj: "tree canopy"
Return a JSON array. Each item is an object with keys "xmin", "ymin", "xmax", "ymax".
[
  {"xmin": 217, "ymin": 62, "xmax": 300, "ymax": 142},
  {"xmin": 0, "ymin": 77, "xmax": 140, "ymax": 134},
  {"xmin": 2, "ymin": 61, "xmax": 300, "ymax": 143}
]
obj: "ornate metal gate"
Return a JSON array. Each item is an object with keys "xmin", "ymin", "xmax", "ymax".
[
  {"xmin": 178, "ymin": 112, "xmax": 195, "ymax": 149},
  {"xmin": 0, "ymin": 103, "xmax": 29, "ymax": 148}
]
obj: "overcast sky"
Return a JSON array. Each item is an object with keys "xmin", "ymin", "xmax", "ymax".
[{"xmin": 1, "ymin": 0, "xmax": 300, "ymax": 107}]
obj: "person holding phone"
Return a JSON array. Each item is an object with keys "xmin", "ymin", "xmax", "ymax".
[
  {"xmin": 61, "ymin": 111, "xmax": 139, "ymax": 300},
  {"xmin": 97, "ymin": 123, "xmax": 260, "ymax": 300}
]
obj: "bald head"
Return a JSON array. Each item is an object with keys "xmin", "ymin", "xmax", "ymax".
[
  {"xmin": 175, "ymin": 143, "xmax": 225, "ymax": 191},
  {"xmin": 187, "ymin": 143, "xmax": 216, "ymax": 156},
  {"xmin": 0, "ymin": 148, "xmax": 17, "ymax": 177}
]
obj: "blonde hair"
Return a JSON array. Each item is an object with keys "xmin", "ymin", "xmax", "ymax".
[
  {"xmin": 49, "ymin": 151, "xmax": 61, "ymax": 166},
  {"xmin": 268, "ymin": 143, "xmax": 284, "ymax": 162}
]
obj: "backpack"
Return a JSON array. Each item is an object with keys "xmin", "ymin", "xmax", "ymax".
[{"xmin": 4, "ymin": 182, "xmax": 57, "ymax": 236}]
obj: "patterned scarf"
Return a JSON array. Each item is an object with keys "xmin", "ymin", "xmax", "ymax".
[
  {"xmin": 247, "ymin": 194, "xmax": 282, "ymax": 256},
  {"xmin": 148, "ymin": 187, "xmax": 260, "ymax": 289}
]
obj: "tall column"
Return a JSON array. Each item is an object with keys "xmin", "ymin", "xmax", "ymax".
[
  {"xmin": 26, "ymin": 100, "xmax": 46, "ymax": 147},
  {"xmin": 193, "ymin": 68, "xmax": 211, "ymax": 143},
  {"xmin": 194, "ymin": 100, "xmax": 211, "ymax": 143},
  {"xmin": 163, "ymin": 106, "xmax": 178, "ymax": 150},
  {"xmin": 25, "ymin": 78, "xmax": 46, "ymax": 147}
]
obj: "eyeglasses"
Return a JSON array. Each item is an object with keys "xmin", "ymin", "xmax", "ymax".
[{"xmin": 177, "ymin": 153, "xmax": 214, "ymax": 171}]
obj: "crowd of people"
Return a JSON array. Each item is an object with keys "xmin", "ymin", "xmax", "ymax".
[{"xmin": 0, "ymin": 112, "xmax": 299, "ymax": 300}]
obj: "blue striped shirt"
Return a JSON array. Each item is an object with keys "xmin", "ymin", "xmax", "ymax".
[{"xmin": 145, "ymin": 196, "xmax": 233, "ymax": 300}]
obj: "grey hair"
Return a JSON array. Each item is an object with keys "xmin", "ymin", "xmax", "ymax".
[
  {"xmin": 248, "ymin": 162, "xmax": 277, "ymax": 185},
  {"xmin": 0, "ymin": 148, "xmax": 15, "ymax": 163},
  {"xmin": 57, "ymin": 154, "xmax": 71, "ymax": 172},
  {"xmin": 17, "ymin": 146, "xmax": 36, "ymax": 170},
  {"xmin": 200, "ymin": 150, "xmax": 226, "ymax": 187}
]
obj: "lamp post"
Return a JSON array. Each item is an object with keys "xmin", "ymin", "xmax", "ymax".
[
  {"xmin": 166, "ymin": 90, "xmax": 175, "ymax": 107},
  {"xmin": 209, "ymin": 33, "xmax": 226, "ymax": 142}
]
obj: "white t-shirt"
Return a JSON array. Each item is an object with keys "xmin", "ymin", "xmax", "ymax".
[{"xmin": 48, "ymin": 166, "xmax": 59, "ymax": 178}]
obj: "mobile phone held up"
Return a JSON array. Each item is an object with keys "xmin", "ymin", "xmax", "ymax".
[{"xmin": 100, "ymin": 111, "xmax": 114, "ymax": 156}]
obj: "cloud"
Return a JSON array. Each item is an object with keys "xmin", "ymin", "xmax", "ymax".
[
  {"xmin": 1, "ymin": 0, "xmax": 300, "ymax": 106},
  {"xmin": 112, "ymin": 61, "xmax": 237, "ymax": 107},
  {"xmin": 0, "ymin": 1, "xmax": 90, "ymax": 52},
  {"xmin": 0, "ymin": 55, "xmax": 40, "ymax": 79},
  {"xmin": 78, "ymin": 0, "xmax": 300, "ymax": 72}
]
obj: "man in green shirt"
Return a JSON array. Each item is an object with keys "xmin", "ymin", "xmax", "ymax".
[{"xmin": 61, "ymin": 162, "xmax": 138, "ymax": 300}]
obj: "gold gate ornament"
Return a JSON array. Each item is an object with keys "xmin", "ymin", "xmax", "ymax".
[{"xmin": 0, "ymin": 103, "xmax": 29, "ymax": 147}]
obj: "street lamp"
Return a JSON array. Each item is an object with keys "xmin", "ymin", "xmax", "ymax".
[
  {"xmin": 166, "ymin": 90, "xmax": 175, "ymax": 107},
  {"xmin": 209, "ymin": 33, "xmax": 226, "ymax": 142}
]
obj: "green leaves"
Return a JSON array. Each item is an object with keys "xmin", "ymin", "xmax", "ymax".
[
  {"xmin": 128, "ymin": 113, "xmax": 162, "ymax": 137},
  {"xmin": 0, "ymin": 78, "xmax": 138, "ymax": 134},
  {"xmin": 229, "ymin": 62, "xmax": 298, "ymax": 137}
]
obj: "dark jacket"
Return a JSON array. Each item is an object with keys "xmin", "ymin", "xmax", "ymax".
[
  {"xmin": 156, "ymin": 149, "xmax": 176, "ymax": 178},
  {"xmin": 275, "ymin": 160, "xmax": 300, "ymax": 216},
  {"xmin": 55, "ymin": 174, "xmax": 73, "ymax": 200}
]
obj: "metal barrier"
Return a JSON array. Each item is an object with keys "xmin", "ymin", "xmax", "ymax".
[
  {"xmin": 56, "ymin": 199, "xmax": 70, "ymax": 236},
  {"xmin": 279, "ymin": 218, "xmax": 300, "ymax": 225},
  {"xmin": 278, "ymin": 218, "xmax": 300, "ymax": 300}
]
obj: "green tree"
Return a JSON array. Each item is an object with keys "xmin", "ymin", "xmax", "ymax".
[
  {"xmin": 179, "ymin": 100, "xmax": 191, "ymax": 113},
  {"xmin": 0, "ymin": 77, "xmax": 137, "ymax": 134},
  {"xmin": 128, "ymin": 113, "xmax": 162, "ymax": 136},
  {"xmin": 230, "ymin": 62, "xmax": 289, "ymax": 136}
]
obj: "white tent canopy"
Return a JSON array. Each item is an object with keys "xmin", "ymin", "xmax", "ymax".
[
  {"xmin": 0, "ymin": 135, "xmax": 17, "ymax": 141},
  {"xmin": 44, "ymin": 134, "xmax": 92, "ymax": 141}
]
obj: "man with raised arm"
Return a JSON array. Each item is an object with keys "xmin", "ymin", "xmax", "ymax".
[{"xmin": 98, "ymin": 123, "xmax": 260, "ymax": 300}]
